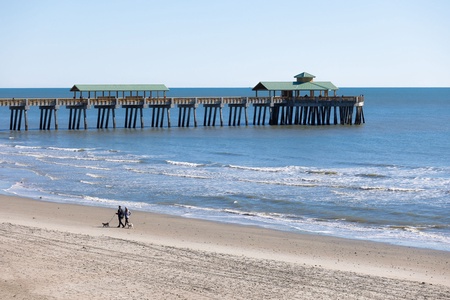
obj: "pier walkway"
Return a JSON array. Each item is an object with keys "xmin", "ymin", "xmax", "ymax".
[{"xmin": 0, "ymin": 95, "xmax": 364, "ymax": 130}]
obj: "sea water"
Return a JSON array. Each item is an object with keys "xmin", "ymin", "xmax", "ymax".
[{"xmin": 0, "ymin": 87, "xmax": 449, "ymax": 251}]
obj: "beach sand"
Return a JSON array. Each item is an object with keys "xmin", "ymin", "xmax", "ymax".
[{"xmin": 0, "ymin": 195, "xmax": 449, "ymax": 299}]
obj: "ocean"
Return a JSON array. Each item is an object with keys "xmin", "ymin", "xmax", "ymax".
[{"xmin": 0, "ymin": 87, "xmax": 449, "ymax": 251}]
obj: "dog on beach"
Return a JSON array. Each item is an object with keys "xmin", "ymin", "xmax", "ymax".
[
  {"xmin": 102, "ymin": 222, "xmax": 109, "ymax": 227},
  {"xmin": 126, "ymin": 223, "xmax": 133, "ymax": 229}
]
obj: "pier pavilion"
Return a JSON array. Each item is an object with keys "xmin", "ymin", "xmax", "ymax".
[
  {"xmin": 69, "ymin": 84, "xmax": 169, "ymax": 129},
  {"xmin": 253, "ymin": 72, "xmax": 338, "ymax": 98},
  {"xmin": 252, "ymin": 72, "xmax": 363, "ymax": 125},
  {"xmin": 0, "ymin": 73, "xmax": 364, "ymax": 130}
]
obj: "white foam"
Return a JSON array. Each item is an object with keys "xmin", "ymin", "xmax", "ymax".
[
  {"xmin": 80, "ymin": 180, "xmax": 99, "ymax": 185},
  {"xmin": 86, "ymin": 173, "xmax": 105, "ymax": 178},
  {"xmin": 166, "ymin": 160, "xmax": 205, "ymax": 167},
  {"xmin": 48, "ymin": 146, "xmax": 90, "ymax": 152}
]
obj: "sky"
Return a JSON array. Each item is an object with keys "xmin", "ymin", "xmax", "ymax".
[{"xmin": 1, "ymin": 0, "xmax": 449, "ymax": 88}]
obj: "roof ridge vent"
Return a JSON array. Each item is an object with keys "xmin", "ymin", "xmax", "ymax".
[{"xmin": 294, "ymin": 72, "xmax": 315, "ymax": 83}]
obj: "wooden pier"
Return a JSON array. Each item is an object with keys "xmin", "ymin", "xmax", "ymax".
[
  {"xmin": 0, "ymin": 73, "xmax": 365, "ymax": 131},
  {"xmin": 0, "ymin": 96, "xmax": 364, "ymax": 130}
]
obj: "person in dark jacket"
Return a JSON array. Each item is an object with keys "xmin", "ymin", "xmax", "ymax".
[{"xmin": 116, "ymin": 205, "xmax": 125, "ymax": 228}]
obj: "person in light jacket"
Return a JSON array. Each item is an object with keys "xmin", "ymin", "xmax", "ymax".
[{"xmin": 124, "ymin": 207, "xmax": 131, "ymax": 227}]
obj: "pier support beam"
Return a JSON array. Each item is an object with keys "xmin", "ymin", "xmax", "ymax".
[
  {"xmin": 339, "ymin": 106, "xmax": 354, "ymax": 125},
  {"xmin": 269, "ymin": 104, "xmax": 283, "ymax": 125},
  {"xmin": 39, "ymin": 106, "xmax": 59, "ymax": 130},
  {"xmin": 177, "ymin": 100, "xmax": 198, "ymax": 127},
  {"xmin": 122, "ymin": 97, "xmax": 146, "ymax": 129},
  {"xmin": 124, "ymin": 106, "xmax": 144, "ymax": 128},
  {"xmin": 9, "ymin": 106, "xmax": 28, "ymax": 131},
  {"xmin": 67, "ymin": 105, "xmax": 88, "ymax": 130},
  {"xmin": 252, "ymin": 104, "xmax": 270, "ymax": 125},
  {"xmin": 269, "ymin": 100, "xmax": 364, "ymax": 127},
  {"xmin": 95, "ymin": 105, "xmax": 116, "ymax": 129},
  {"xmin": 178, "ymin": 106, "xmax": 197, "ymax": 127},
  {"xmin": 228, "ymin": 98, "xmax": 249, "ymax": 126},
  {"xmin": 203, "ymin": 104, "xmax": 224, "ymax": 126},
  {"xmin": 354, "ymin": 105, "xmax": 365, "ymax": 125},
  {"xmin": 150, "ymin": 105, "xmax": 171, "ymax": 128}
]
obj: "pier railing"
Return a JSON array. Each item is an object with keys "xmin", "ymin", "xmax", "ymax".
[
  {"xmin": 0, "ymin": 95, "xmax": 364, "ymax": 130},
  {"xmin": 0, "ymin": 95, "xmax": 364, "ymax": 107}
]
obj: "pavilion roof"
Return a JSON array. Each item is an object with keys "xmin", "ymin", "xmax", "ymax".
[
  {"xmin": 252, "ymin": 81, "xmax": 338, "ymax": 91},
  {"xmin": 70, "ymin": 84, "xmax": 169, "ymax": 92}
]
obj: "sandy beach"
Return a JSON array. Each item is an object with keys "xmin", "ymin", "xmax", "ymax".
[{"xmin": 0, "ymin": 195, "xmax": 449, "ymax": 299}]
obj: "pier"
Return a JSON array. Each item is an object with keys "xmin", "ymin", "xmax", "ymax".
[{"xmin": 0, "ymin": 73, "xmax": 365, "ymax": 131}]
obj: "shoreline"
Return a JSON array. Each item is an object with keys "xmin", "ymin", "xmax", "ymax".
[
  {"xmin": 4, "ymin": 191, "xmax": 448, "ymax": 253},
  {"xmin": 1, "ymin": 194, "xmax": 450, "ymax": 299}
]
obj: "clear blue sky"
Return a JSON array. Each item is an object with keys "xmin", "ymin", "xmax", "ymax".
[{"xmin": 1, "ymin": 0, "xmax": 449, "ymax": 87}]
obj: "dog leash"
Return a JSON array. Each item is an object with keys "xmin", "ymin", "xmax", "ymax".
[{"xmin": 107, "ymin": 214, "xmax": 115, "ymax": 223}]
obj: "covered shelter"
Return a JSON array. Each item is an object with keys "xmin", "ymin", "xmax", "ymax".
[
  {"xmin": 252, "ymin": 72, "xmax": 338, "ymax": 98},
  {"xmin": 70, "ymin": 84, "xmax": 169, "ymax": 99}
]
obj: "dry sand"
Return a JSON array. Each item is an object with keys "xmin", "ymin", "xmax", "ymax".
[{"xmin": 0, "ymin": 195, "xmax": 449, "ymax": 299}]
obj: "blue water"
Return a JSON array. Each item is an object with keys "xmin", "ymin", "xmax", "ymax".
[{"xmin": 0, "ymin": 87, "xmax": 449, "ymax": 251}]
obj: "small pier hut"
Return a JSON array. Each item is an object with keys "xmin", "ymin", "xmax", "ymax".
[
  {"xmin": 252, "ymin": 72, "xmax": 364, "ymax": 125},
  {"xmin": 69, "ymin": 84, "xmax": 169, "ymax": 129}
]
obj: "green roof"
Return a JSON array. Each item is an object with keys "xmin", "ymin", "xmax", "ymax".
[
  {"xmin": 252, "ymin": 81, "xmax": 338, "ymax": 91},
  {"xmin": 312, "ymin": 81, "xmax": 338, "ymax": 90},
  {"xmin": 70, "ymin": 84, "xmax": 169, "ymax": 92},
  {"xmin": 253, "ymin": 72, "xmax": 338, "ymax": 92},
  {"xmin": 294, "ymin": 72, "xmax": 315, "ymax": 79}
]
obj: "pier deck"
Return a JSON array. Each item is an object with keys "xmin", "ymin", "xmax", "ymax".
[{"xmin": 0, "ymin": 96, "xmax": 364, "ymax": 130}]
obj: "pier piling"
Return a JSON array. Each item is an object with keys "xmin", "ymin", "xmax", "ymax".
[
  {"xmin": 150, "ymin": 106, "xmax": 170, "ymax": 128},
  {"xmin": 177, "ymin": 98, "xmax": 198, "ymax": 127},
  {"xmin": 124, "ymin": 106, "xmax": 144, "ymax": 128},
  {"xmin": 68, "ymin": 107, "xmax": 87, "ymax": 130},
  {"xmin": 95, "ymin": 106, "xmax": 116, "ymax": 128},
  {"xmin": 39, "ymin": 106, "xmax": 58, "ymax": 130},
  {"xmin": 228, "ymin": 98, "xmax": 249, "ymax": 126},
  {"xmin": 9, "ymin": 107, "xmax": 24, "ymax": 130}
]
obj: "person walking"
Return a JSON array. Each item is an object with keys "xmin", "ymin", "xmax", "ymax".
[
  {"xmin": 116, "ymin": 205, "xmax": 125, "ymax": 228},
  {"xmin": 124, "ymin": 207, "xmax": 131, "ymax": 227}
]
